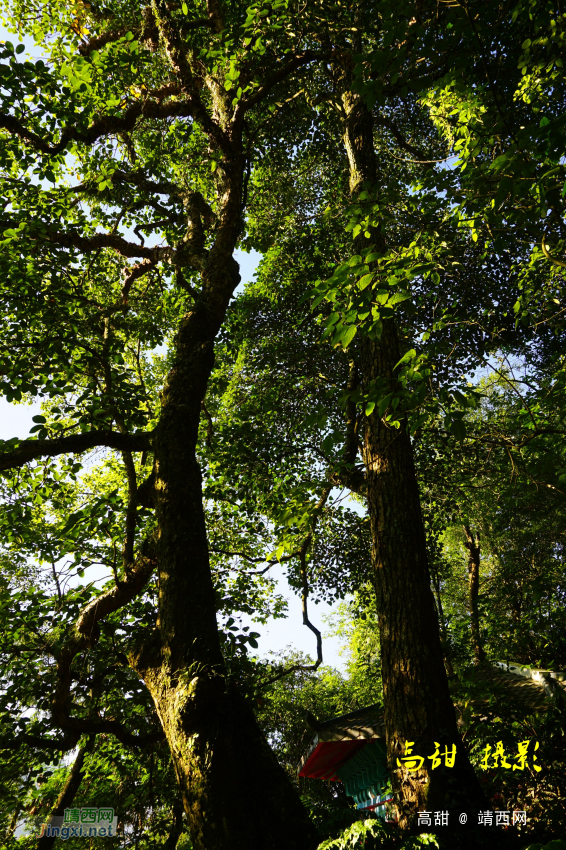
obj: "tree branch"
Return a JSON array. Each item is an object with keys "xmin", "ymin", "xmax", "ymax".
[
  {"xmin": 121, "ymin": 259, "xmax": 156, "ymax": 308},
  {"xmin": 52, "ymin": 547, "xmax": 158, "ymax": 745},
  {"xmin": 298, "ymin": 542, "xmax": 323, "ymax": 671},
  {"xmin": 78, "ymin": 27, "xmax": 131, "ymax": 56},
  {"xmin": 331, "ymin": 360, "xmax": 366, "ymax": 492},
  {"xmin": 541, "ymin": 236, "xmax": 566, "ymax": 268},
  {"xmin": 257, "ymin": 487, "xmax": 331, "ymax": 690},
  {"xmin": 152, "ymin": 0, "xmax": 232, "ymax": 154},
  {"xmin": 38, "ymin": 736, "xmax": 96, "ymax": 850},
  {"xmin": 42, "ymin": 227, "xmax": 171, "ymax": 260},
  {"xmin": 0, "ymin": 92, "xmax": 196, "ymax": 157},
  {"xmin": 0, "ymin": 430, "xmax": 152, "ymax": 472},
  {"xmin": 111, "ymin": 168, "xmax": 184, "ymax": 200},
  {"xmin": 239, "ymin": 50, "xmax": 328, "ymax": 115},
  {"xmin": 374, "ymin": 114, "xmax": 430, "ymax": 162},
  {"xmin": 0, "ymin": 732, "xmax": 80, "ymax": 752}
]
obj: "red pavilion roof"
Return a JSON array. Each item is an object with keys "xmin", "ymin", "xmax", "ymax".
[{"xmin": 298, "ymin": 703, "xmax": 384, "ymax": 780}]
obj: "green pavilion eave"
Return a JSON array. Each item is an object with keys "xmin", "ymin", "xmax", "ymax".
[
  {"xmin": 298, "ymin": 704, "xmax": 393, "ymax": 817},
  {"xmin": 297, "ymin": 660, "xmax": 566, "ymax": 820}
]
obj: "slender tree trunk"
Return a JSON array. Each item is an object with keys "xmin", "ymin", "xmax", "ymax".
[
  {"xmin": 37, "ymin": 736, "xmax": 95, "ymax": 850},
  {"xmin": 430, "ymin": 561, "xmax": 455, "ymax": 676},
  {"xmin": 130, "ymin": 247, "xmax": 317, "ymax": 850},
  {"xmin": 4, "ymin": 807, "xmax": 21, "ymax": 846},
  {"xmin": 463, "ymin": 525, "xmax": 485, "ymax": 664},
  {"xmin": 163, "ymin": 802, "xmax": 184, "ymax": 850},
  {"xmin": 340, "ymin": 89, "xmax": 488, "ymax": 835}
]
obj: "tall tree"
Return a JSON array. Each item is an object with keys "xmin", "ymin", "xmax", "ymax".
[
  {"xmin": 0, "ymin": 1, "xmax": 333, "ymax": 846},
  {"xmin": 300, "ymin": 0, "xmax": 566, "ymax": 827},
  {"xmin": 3, "ymin": 0, "xmax": 565, "ymax": 843},
  {"xmin": 230, "ymin": 0, "xmax": 495, "ymax": 828}
]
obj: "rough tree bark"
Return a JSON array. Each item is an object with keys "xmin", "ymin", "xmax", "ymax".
[
  {"xmin": 0, "ymin": 3, "xmax": 322, "ymax": 847},
  {"xmin": 339, "ymin": 87, "xmax": 489, "ymax": 836},
  {"xmin": 130, "ymin": 247, "xmax": 317, "ymax": 850},
  {"xmin": 463, "ymin": 525, "xmax": 486, "ymax": 664},
  {"xmin": 124, "ymin": 8, "xmax": 319, "ymax": 846}
]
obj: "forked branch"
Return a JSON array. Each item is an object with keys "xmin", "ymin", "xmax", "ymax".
[
  {"xmin": 51, "ymin": 548, "xmax": 159, "ymax": 747},
  {"xmin": 257, "ymin": 486, "xmax": 332, "ymax": 690}
]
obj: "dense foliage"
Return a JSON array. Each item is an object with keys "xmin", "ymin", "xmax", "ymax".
[{"xmin": 0, "ymin": 0, "xmax": 565, "ymax": 847}]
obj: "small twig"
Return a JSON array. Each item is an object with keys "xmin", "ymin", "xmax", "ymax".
[{"xmin": 541, "ymin": 237, "xmax": 566, "ymax": 268}]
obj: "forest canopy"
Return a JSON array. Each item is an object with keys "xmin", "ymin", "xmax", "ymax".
[{"xmin": 0, "ymin": 1, "xmax": 565, "ymax": 849}]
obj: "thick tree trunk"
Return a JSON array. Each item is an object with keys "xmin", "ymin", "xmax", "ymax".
[
  {"xmin": 340, "ymin": 90, "xmax": 488, "ymax": 835},
  {"xmin": 130, "ymin": 251, "xmax": 317, "ymax": 850},
  {"xmin": 463, "ymin": 526, "xmax": 485, "ymax": 664}
]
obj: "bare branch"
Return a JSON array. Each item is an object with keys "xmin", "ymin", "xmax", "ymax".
[
  {"xmin": 210, "ymin": 546, "xmax": 302, "ymax": 568},
  {"xmin": 78, "ymin": 28, "xmax": 131, "ymax": 56},
  {"xmin": 374, "ymin": 114, "xmax": 431, "ymax": 162},
  {"xmin": 120, "ymin": 449, "xmax": 139, "ymax": 571},
  {"xmin": 42, "ymin": 228, "xmax": 171, "ymax": 261},
  {"xmin": 257, "ymin": 487, "xmax": 331, "ymax": 690},
  {"xmin": 111, "ymin": 168, "xmax": 184, "ymax": 200},
  {"xmin": 239, "ymin": 50, "xmax": 327, "ymax": 115},
  {"xmin": 201, "ymin": 401, "xmax": 214, "ymax": 447},
  {"xmin": 46, "ymin": 717, "xmax": 164, "ymax": 748},
  {"xmin": 0, "ymin": 732, "xmax": 80, "ymax": 752},
  {"xmin": 331, "ymin": 359, "xmax": 366, "ymax": 492},
  {"xmin": 298, "ymin": 543, "xmax": 323, "ymax": 671},
  {"xmin": 121, "ymin": 259, "xmax": 156, "ymax": 307},
  {"xmin": 541, "ymin": 237, "xmax": 566, "ymax": 268}
]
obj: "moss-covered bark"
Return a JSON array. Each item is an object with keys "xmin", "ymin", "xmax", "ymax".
[{"xmin": 130, "ymin": 248, "xmax": 317, "ymax": 849}]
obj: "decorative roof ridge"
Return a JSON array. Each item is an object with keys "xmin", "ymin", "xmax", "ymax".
[{"xmin": 492, "ymin": 661, "xmax": 566, "ymax": 699}]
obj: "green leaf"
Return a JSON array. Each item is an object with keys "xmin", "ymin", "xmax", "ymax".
[
  {"xmin": 395, "ymin": 349, "xmax": 417, "ymax": 368},
  {"xmin": 337, "ymin": 325, "xmax": 357, "ymax": 349},
  {"xmin": 388, "ymin": 291, "xmax": 411, "ymax": 306}
]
